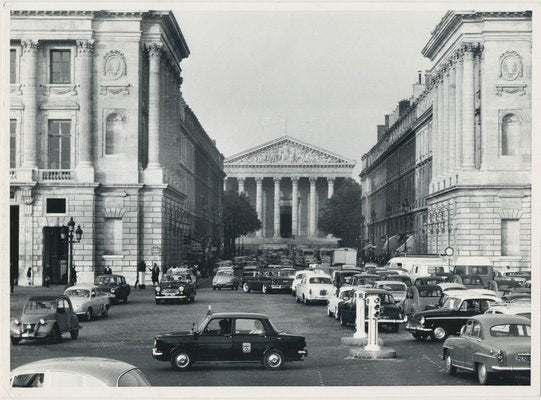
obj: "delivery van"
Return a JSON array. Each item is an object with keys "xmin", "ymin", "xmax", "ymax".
[{"xmin": 385, "ymin": 256, "xmax": 448, "ymax": 280}]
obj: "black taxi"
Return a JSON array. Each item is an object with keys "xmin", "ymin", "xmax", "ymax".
[{"xmin": 152, "ymin": 312, "xmax": 307, "ymax": 371}]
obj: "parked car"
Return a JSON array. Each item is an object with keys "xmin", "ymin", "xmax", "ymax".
[
  {"xmin": 343, "ymin": 273, "xmax": 379, "ymax": 287},
  {"xmin": 442, "ymin": 314, "xmax": 531, "ymax": 384},
  {"xmin": 152, "ymin": 312, "xmax": 307, "ymax": 371},
  {"xmin": 502, "ymin": 290, "xmax": 531, "ymax": 303},
  {"xmin": 385, "ymin": 274, "xmax": 413, "ymax": 286},
  {"xmin": 10, "ymin": 357, "xmax": 151, "ymax": 387},
  {"xmin": 155, "ymin": 271, "xmax": 196, "ymax": 304},
  {"xmin": 451, "ymin": 258, "xmax": 495, "ymax": 288},
  {"xmin": 332, "ymin": 269, "xmax": 361, "ymax": 289},
  {"xmin": 240, "ymin": 265, "xmax": 261, "ymax": 287},
  {"xmin": 406, "ymin": 292, "xmax": 498, "ymax": 341},
  {"xmin": 413, "ymin": 276, "xmax": 446, "ymax": 286},
  {"xmin": 94, "ymin": 274, "xmax": 130, "ymax": 304},
  {"xmin": 485, "ymin": 302, "xmax": 531, "ymax": 319},
  {"xmin": 402, "ymin": 285, "xmax": 443, "ymax": 316},
  {"xmin": 454, "ymin": 274, "xmax": 485, "ymax": 289},
  {"xmin": 10, "ymin": 295, "xmax": 80, "ymax": 345},
  {"xmin": 295, "ymin": 274, "xmax": 334, "ymax": 304},
  {"xmin": 242, "ymin": 268, "xmax": 294, "ymax": 294},
  {"xmin": 327, "ymin": 286, "xmax": 355, "ymax": 319},
  {"xmin": 213, "ymin": 269, "xmax": 240, "ymax": 290},
  {"xmin": 64, "ymin": 285, "xmax": 111, "ymax": 321},
  {"xmin": 337, "ymin": 288, "xmax": 405, "ymax": 332},
  {"xmin": 375, "ymin": 281, "xmax": 407, "ymax": 303},
  {"xmin": 425, "ymin": 289, "xmax": 468, "ymax": 311}
]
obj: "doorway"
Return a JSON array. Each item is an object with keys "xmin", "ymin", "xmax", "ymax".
[
  {"xmin": 10, "ymin": 206, "xmax": 19, "ymax": 285},
  {"xmin": 280, "ymin": 205, "xmax": 292, "ymax": 238},
  {"xmin": 42, "ymin": 227, "xmax": 68, "ymax": 285}
]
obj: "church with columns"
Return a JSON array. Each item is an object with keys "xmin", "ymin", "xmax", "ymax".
[
  {"xmin": 224, "ymin": 136, "xmax": 355, "ymax": 248},
  {"xmin": 9, "ymin": 11, "xmax": 224, "ymax": 286}
]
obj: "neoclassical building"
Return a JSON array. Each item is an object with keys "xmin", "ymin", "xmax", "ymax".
[
  {"xmin": 9, "ymin": 10, "xmax": 224, "ymax": 286},
  {"xmin": 224, "ymin": 136, "xmax": 355, "ymax": 248}
]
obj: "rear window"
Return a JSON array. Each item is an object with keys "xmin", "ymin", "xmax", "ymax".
[
  {"xmin": 490, "ymin": 324, "xmax": 530, "ymax": 337},
  {"xmin": 309, "ymin": 277, "xmax": 332, "ymax": 285},
  {"xmin": 379, "ymin": 284, "xmax": 405, "ymax": 291},
  {"xmin": 117, "ymin": 369, "xmax": 151, "ymax": 387},
  {"xmin": 418, "ymin": 288, "xmax": 442, "ymax": 297}
]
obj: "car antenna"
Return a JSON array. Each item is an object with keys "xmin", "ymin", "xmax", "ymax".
[{"xmin": 207, "ymin": 305, "xmax": 212, "ymax": 315}]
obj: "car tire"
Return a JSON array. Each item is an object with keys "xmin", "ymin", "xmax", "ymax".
[
  {"xmin": 262, "ymin": 285, "xmax": 269, "ymax": 294},
  {"xmin": 50, "ymin": 324, "xmax": 61, "ymax": 344},
  {"xmin": 101, "ymin": 308, "xmax": 109, "ymax": 318},
  {"xmin": 412, "ymin": 332, "xmax": 429, "ymax": 341},
  {"xmin": 70, "ymin": 329, "xmax": 79, "ymax": 340},
  {"xmin": 11, "ymin": 337, "xmax": 21, "ymax": 345},
  {"xmin": 477, "ymin": 363, "xmax": 492, "ymax": 385},
  {"xmin": 85, "ymin": 307, "xmax": 92, "ymax": 321},
  {"xmin": 430, "ymin": 326, "xmax": 448, "ymax": 342},
  {"xmin": 445, "ymin": 353, "xmax": 457, "ymax": 376},
  {"xmin": 243, "ymin": 283, "xmax": 251, "ymax": 293},
  {"xmin": 263, "ymin": 349, "xmax": 285, "ymax": 371},
  {"xmin": 170, "ymin": 349, "xmax": 193, "ymax": 371}
]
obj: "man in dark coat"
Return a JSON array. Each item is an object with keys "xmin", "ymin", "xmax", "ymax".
[{"xmin": 150, "ymin": 263, "xmax": 160, "ymax": 286}]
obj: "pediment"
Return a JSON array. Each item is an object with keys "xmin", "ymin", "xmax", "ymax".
[{"xmin": 225, "ymin": 137, "xmax": 354, "ymax": 167}]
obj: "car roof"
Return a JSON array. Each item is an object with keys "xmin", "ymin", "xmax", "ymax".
[
  {"xmin": 486, "ymin": 304, "xmax": 531, "ymax": 314},
  {"xmin": 411, "ymin": 285, "xmax": 441, "ymax": 290},
  {"xmin": 438, "ymin": 283, "xmax": 466, "ymax": 290},
  {"xmin": 28, "ymin": 295, "xmax": 64, "ymax": 301},
  {"xmin": 65, "ymin": 284, "xmax": 99, "ymax": 291},
  {"xmin": 10, "ymin": 357, "xmax": 139, "ymax": 385},
  {"xmin": 446, "ymin": 291, "xmax": 499, "ymax": 300},
  {"xmin": 208, "ymin": 312, "xmax": 269, "ymax": 319},
  {"xmin": 96, "ymin": 274, "xmax": 124, "ymax": 278},
  {"xmin": 471, "ymin": 314, "xmax": 531, "ymax": 326},
  {"xmin": 376, "ymin": 280, "xmax": 406, "ymax": 286}
]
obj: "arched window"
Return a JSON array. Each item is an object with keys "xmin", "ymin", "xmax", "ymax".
[
  {"xmin": 105, "ymin": 113, "xmax": 124, "ymax": 155},
  {"xmin": 501, "ymin": 113, "xmax": 521, "ymax": 156}
]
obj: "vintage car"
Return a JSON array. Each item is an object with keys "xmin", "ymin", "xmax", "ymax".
[
  {"xmin": 374, "ymin": 280, "xmax": 407, "ymax": 303},
  {"xmin": 442, "ymin": 314, "xmax": 531, "ymax": 384},
  {"xmin": 240, "ymin": 265, "xmax": 261, "ymax": 287},
  {"xmin": 402, "ymin": 285, "xmax": 443, "ymax": 316},
  {"xmin": 485, "ymin": 302, "xmax": 531, "ymax": 319},
  {"xmin": 295, "ymin": 273, "xmax": 334, "ymax": 304},
  {"xmin": 155, "ymin": 271, "xmax": 196, "ymax": 304},
  {"xmin": 94, "ymin": 274, "xmax": 130, "ymax": 304},
  {"xmin": 413, "ymin": 276, "xmax": 446, "ymax": 286},
  {"xmin": 425, "ymin": 288, "xmax": 468, "ymax": 311},
  {"xmin": 337, "ymin": 288, "xmax": 405, "ymax": 332},
  {"xmin": 152, "ymin": 312, "xmax": 307, "ymax": 371},
  {"xmin": 502, "ymin": 291, "xmax": 531, "ymax": 303},
  {"xmin": 10, "ymin": 295, "xmax": 80, "ymax": 345},
  {"xmin": 64, "ymin": 285, "xmax": 111, "ymax": 321},
  {"xmin": 242, "ymin": 268, "xmax": 295, "ymax": 294},
  {"xmin": 327, "ymin": 286, "xmax": 355, "ymax": 319},
  {"xmin": 454, "ymin": 274, "xmax": 485, "ymax": 289},
  {"xmin": 331, "ymin": 269, "xmax": 361, "ymax": 288},
  {"xmin": 406, "ymin": 292, "xmax": 498, "ymax": 341},
  {"xmin": 212, "ymin": 269, "xmax": 240, "ymax": 290},
  {"xmin": 385, "ymin": 274, "xmax": 413, "ymax": 286},
  {"xmin": 10, "ymin": 357, "xmax": 151, "ymax": 387},
  {"xmin": 343, "ymin": 273, "xmax": 379, "ymax": 287}
]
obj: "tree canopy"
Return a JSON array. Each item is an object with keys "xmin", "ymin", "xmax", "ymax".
[
  {"xmin": 223, "ymin": 189, "xmax": 261, "ymax": 258},
  {"xmin": 318, "ymin": 178, "xmax": 363, "ymax": 248}
]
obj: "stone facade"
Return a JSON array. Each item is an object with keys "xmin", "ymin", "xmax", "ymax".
[{"xmin": 9, "ymin": 10, "xmax": 224, "ymax": 286}]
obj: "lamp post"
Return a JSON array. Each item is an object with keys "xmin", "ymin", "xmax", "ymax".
[
  {"xmin": 60, "ymin": 217, "xmax": 83, "ymax": 287},
  {"xmin": 370, "ymin": 211, "xmax": 376, "ymax": 261}
]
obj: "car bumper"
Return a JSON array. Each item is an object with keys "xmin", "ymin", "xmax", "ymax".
[
  {"xmin": 405, "ymin": 322, "xmax": 432, "ymax": 332},
  {"xmin": 298, "ymin": 350, "xmax": 308, "ymax": 357},
  {"xmin": 156, "ymin": 294, "xmax": 188, "ymax": 299},
  {"xmin": 379, "ymin": 317, "xmax": 407, "ymax": 324},
  {"xmin": 213, "ymin": 283, "xmax": 234, "ymax": 288},
  {"xmin": 11, "ymin": 331, "xmax": 49, "ymax": 339},
  {"xmin": 152, "ymin": 347, "xmax": 168, "ymax": 361},
  {"xmin": 270, "ymin": 285, "xmax": 292, "ymax": 290},
  {"xmin": 491, "ymin": 366, "xmax": 531, "ymax": 371}
]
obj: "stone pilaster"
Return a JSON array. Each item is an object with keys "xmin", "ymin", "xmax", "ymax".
[
  {"xmin": 448, "ymin": 63, "xmax": 457, "ymax": 176},
  {"xmin": 291, "ymin": 177, "xmax": 299, "ymax": 237},
  {"xmin": 454, "ymin": 51, "xmax": 464, "ymax": 170},
  {"xmin": 273, "ymin": 177, "xmax": 281, "ymax": 239},
  {"xmin": 327, "ymin": 177, "xmax": 335, "ymax": 199},
  {"xmin": 309, "ymin": 177, "xmax": 317, "ymax": 237},
  {"xmin": 20, "ymin": 39, "xmax": 39, "ymax": 176},
  {"xmin": 442, "ymin": 67, "xmax": 450, "ymax": 178},
  {"xmin": 462, "ymin": 44, "xmax": 476, "ymax": 169},
  {"xmin": 255, "ymin": 177, "xmax": 263, "ymax": 237},
  {"xmin": 145, "ymin": 43, "xmax": 163, "ymax": 182},
  {"xmin": 238, "ymin": 177, "xmax": 245, "ymax": 194}
]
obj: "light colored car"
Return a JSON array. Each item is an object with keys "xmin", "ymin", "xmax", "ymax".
[
  {"xmin": 295, "ymin": 273, "xmax": 334, "ymax": 305},
  {"xmin": 375, "ymin": 281, "xmax": 407, "ymax": 303},
  {"xmin": 327, "ymin": 286, "xmax": 356, "ymax": 319},
  {"xmin": 485, "ymin": 303, "xmax": 531, "ymax": 319},
  {"xmin": 10, "ymin": 357, "xmax": 151, "ymax": 387},
  {"xmin": 212, "ymin": 269, "xmax": 240, "ymax": 290},
  {"xmin": 64, "ymin": 285, "xmax": 111, "ymax": 321},
  {"xmin": 291, "ymin": 270, "xmax": 323, "ymax": 296}
]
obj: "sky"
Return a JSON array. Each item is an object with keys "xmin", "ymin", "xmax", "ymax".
[{"xmin": 174, "ymin": 9, "xmax": 444, "ymax": 164}]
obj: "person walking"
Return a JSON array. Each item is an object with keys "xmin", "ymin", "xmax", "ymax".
[
  {"xmin": 150, "ymin": 263, "xmax": 160, "ymax": 286},
  {"xmin": 26, "ymin": 267, "xmax": 32, "ymax": 286},
  {"xmin": 44, "ymin": 267, "xmax": 51, "ymax": 288}
]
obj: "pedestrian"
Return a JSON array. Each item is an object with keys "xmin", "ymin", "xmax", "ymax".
[
  {"xmin": 135, "ymin": 261, "xmax": 146, "ymax": 289},
  {"xmin": 150, "ymin": 263, "xmax": 160, "ymax": 286},
  {"xmin": 69, "ymin": 267, "xmax": 77, "ymax": 287},
  {"xmin": 44, "ymin": 267, "xmax": 51, "ymax": 288},
  {"xmin": 104, "ymin": 265, "xmax": 112, "ymax": 275},
  {"xmin": 26, "ymin": 267, "xmax": 32, "ymax": 286}
]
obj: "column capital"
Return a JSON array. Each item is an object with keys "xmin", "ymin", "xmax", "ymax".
[
  {"xmin": 273, "ymin": 176, "xmax": 281, "ymax": 183},
  {"xmin": 237, "ymin": 177, "xmax": 246, "ymax": 182},
  {"xmin": 21, "ymin": 39, "xmax": 40, "ymax": 54},
  {"xmin": 309, "ymin": 177, "xmax": 317, "ymax": 183},
  {"xmin": 254, "ymin": 176, "xmax": 264, "ymax": 183},
  {"xmin": 146, "ymin": 42, "xmax": 163, "ymax": 58},
  {"xmin": 76, "ymin": 39, "xmax": 95, "ymax": 55},
  {"xmin": 291, "ymin": 176, "xmax": 300, "ymax": 183}
]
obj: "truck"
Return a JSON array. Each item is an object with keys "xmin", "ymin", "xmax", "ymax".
[{"xmin": 331, "ymin": 248, "xmax": 357, "ymax": 266}]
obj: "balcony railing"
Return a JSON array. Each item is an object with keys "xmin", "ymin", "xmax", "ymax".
[{"xmin": 39, "ymin": 169, "xmax": 74, "ymax": 181}]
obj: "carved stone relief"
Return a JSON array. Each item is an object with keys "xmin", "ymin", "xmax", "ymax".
[
  {"xmin": 100, "ymin": 50, "xmax": 130, "ymax": 95},
  {"xmin": 496, "ymin": 51, "xmax": 526, "ymax": 96}
]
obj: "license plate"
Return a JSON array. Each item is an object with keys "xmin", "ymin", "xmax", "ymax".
[
  {"xmin": 517, "ymin": 354, "xmax": 530, "ymax": 362},
  {"xmin": 165, "ymin": 293, "xmax": 176, "ymax": 296}
]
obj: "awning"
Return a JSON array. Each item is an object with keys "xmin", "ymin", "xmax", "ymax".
[
  {"xmin": 396, "ymin": 235, "xmax": 415, "ymax": 253},
  {"xmin": 382, "ymin": 234, "xmax": 403, "ymax": 254}
]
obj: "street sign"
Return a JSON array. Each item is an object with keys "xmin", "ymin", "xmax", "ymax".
[{"xmin": 444, "ymin": 246, "xmax": 454, "ymax": 256}]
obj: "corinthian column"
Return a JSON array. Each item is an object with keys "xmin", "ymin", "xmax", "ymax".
[
  {"xmin": 462, "ymin": 44, "xmax": 475, "ymax": 169},
  {"xmin": 455, "ymin": 51, "xmax": 463, "ymax": 170},
  {"xmin": 273, "ymin": 177, "xmax": 281, "ymax": 239},
  {"xmin": 431, "ymin": 79, "xmax": 439, "ymax": 187},
  {"xmin": 448, "ymin": 63, "xmax": 456, "ymax": 175},
  {"xmin": 327, "ymin": 177, "xmax": 335, "ymax": 198},
  {"xmin": 238, "ymin": 177, "xmax": 245, "ymax": 194},
  {"xmin": 309, "ymin": 177, "xmax": 317, "ymax": 237},
  {"xmin": 442, "ymin": 67, "xmax": 450, "ymax": 177},
  {"xmin": 255, "ymin": 177, "xmax": 263, "ymax": 238},
  {"xmin": 76, "ymin": 39, "xmax": 95, "ymax": 181},
  {"xmin": 21, "ymin": 39, "xmax": 39, "ymax": 172},
  {"xmin": 147, "ymin": 43, "xmax": 162, "ymax": 169},
  {"xmin": 291, "ymin": 177, "xmax": 299, "ymax": 237}
]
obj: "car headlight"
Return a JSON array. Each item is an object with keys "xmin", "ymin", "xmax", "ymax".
[
  {"xmin": 155, "ymin": 287, "xmax": 161, "ymax": 292},
  {"xmin": 39, "ymin": 318, "xmax": 46, "ymax": 325},
  {"xmin": 110, "ymin": 288, "xmax": 115, "ymax": 293},
  {"xmin": 178, "ymin": 287, "xmax": 185, "ymax": 293},
  {"xmin": 14, "ymin": 319, "xmax": 20, "ymax": 325},
  {"xmin": 420, "ymin": 316, "xmax": 425, "ymax": 325}
]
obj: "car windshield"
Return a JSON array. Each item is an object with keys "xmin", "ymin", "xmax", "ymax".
[
  {"xmin": 419, "ymin": 288, "xmax": 442, "ymax": 298},
  {"xmin": 379, "ymin": 294, "xmax": 395, "ymax": 303},
  {"xmin": 340, "ymin": 290, "xmax": 354, "ymax": 299},
  {"xmin": 216, "ymin": 271, "xmax": 233, "ymax": 276},
  {"xmin": 163, "ymin": 274, "xmax": 190, "ymax": 283},
  {"xmin": 65, "ymin": 289, "xmax": 90, "ymax": 298},
  {"xmin": 463, "ymin": 277, "xmax": 481, "ymax": 285},
  {"xmin": 442, "ymin": 297, "xmax": 462, "ymax": 310},
  {"xmin": 23, "ymin": 300, "xmax": 56, "ymax": 313},
  {"xmin": 379, "ymin": 284, "xmax": 405, "ymax": 291},
  {"xmin": 490, "ymin": 324, "xmax": 530, "ymax": 337},
  {"xmin": 278, "ymin": 269, "xmax": 295, "ymax": 277},
  {"xmin": 309, "ymin": 277, "xmax": 332, "ymax": 284},
  {"xmin": 96, "ymin": 277, "xmax": 118, "ymax": 285},
  {"xmin": 117, "ymin": 368, "xmax": 151, "ymax": 387}
]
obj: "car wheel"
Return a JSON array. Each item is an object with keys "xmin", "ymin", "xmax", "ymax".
[
  {"xmin": 477, "ymin": 363, "xmax": 491, "ymax": 385},
  {"xmin": 11, "ymin": 337, "xmax": 21, "ymax": 345},
  {"xmin": 262, "ymin": 285, "xmax": 269, "ymax": 294},
  {"xmin": 101, "ymin": 307, "xmax": 109, "ymax": 318},
  {"xmin": 70, "ymin": 329, "xmax": 79, "ymax": 340},
  {"xmin": 50, "ymin": 324, "xmax": 61, "ymax": 344},
  {"xmin": 263, "ymin": 349, "xmax": 285, "ymax": 371},
  {"xmin": 430, "ymin": 326, "xmax": 448, "ymax": 342},
  {"xmin": 85, "ymin": 307, "xmax": 92, "ymax": 321},
  {"xmin": 170, "ymin": 349, "xmax": 193, "ymax": 371},
  {"xmin": 445, "ymin": 353, "xmax": 457, "ymax": 376},
  {"xmin": 243, "ymin": 283, "xmax": 251, "ymax": 293}
]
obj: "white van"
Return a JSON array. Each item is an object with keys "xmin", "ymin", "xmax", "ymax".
[{"xmin": 385, "ymin": 256, "xmax": 448, "ymax": 280}]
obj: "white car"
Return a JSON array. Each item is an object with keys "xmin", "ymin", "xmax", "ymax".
[
  {"xmin": 64, "ymin": 285, "xmax": 110, "ymax": 321},
  {"xmin": 291, "ymin": 270, "xmax": 324, "ymax": 296},
  {"xmin": 327, "ymin": 286, "xmax": 356, "ymax": 319},
  {"xmin": 485, "ymin": 303, "xmax": 531, "ymax": 319},
  {"xmin": 375, "ymin": 281, "xmax": 407, "ymax": 303},
  {"xmin": 295, "ymin": 273, "xmax": 334, "ymax": 305}
]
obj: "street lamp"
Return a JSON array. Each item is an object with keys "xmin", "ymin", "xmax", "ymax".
[
  {"xmin": 60, "ymin": 217, "xmax": 83, "ymax": 286},
  {"xmin": 370, "ymin": 210, "xmax": 376, "ymax": 261}
]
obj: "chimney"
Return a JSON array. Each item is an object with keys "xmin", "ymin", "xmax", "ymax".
[
  {"xmin": 384, "ymin": 115, "xmax": 389, "ymax": 128},
  {"xmin": 418, "ymin": 71, "xmax": 422, "ymax": 84}
]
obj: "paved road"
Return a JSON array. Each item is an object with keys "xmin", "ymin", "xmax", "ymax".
[{"xmin": 9, "ymin": 284, "xmax": 527, "ymax": 386}]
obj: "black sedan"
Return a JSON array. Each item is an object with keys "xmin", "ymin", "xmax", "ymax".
[
  {"xmin": 155, "ymin": 273, "xmax": 196, "ymax": 304},
  {"xmin": 242, "ymin": 268, "xmax": 295, "ymax": 294},
  {"xmin": 95, "ymin": 275, "xmax": 130, "ymax": 304},
  {"xmin": 152, "ymin": 312, "xmax": 307, "ymax": 370}
]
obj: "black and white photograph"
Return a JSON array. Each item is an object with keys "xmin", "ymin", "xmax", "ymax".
[{"xmin": 2, "ymin": 1, "xmax": 539, "ymax": 398}]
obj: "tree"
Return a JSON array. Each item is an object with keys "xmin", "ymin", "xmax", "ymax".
[
  {"xmin": 223, "ymin": 189, "xmax": 261, "ymax": 259},
  {"xmin": 318, "ymin": 178, "xmax": 363, "ymax": 248}
]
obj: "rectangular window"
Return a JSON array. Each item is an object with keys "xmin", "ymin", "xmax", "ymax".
[
  {"xmin": 10, "ymin": 49, "xmax": 16, "ymax": 84},
  {"xmin": 103, "ymin": 218, "xmax": 123, "ymax": 255},
  {"xmin": 48, "ymin": 120, "xmax": 71, "ymax": 169},
  {"xmin": 46, "ymin": 198, "xmax": 66, "ymax": 214},
  {"xmin": 501, "ymin": 219, "xmax": 520, "ymax": 256},
  {"xmin": 10, "ymin": 119, "xmax": 16, "ymax": 168},
  {"xmin": 50, "ymin": 49, "xmax": 71, "ymax": 84}
]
